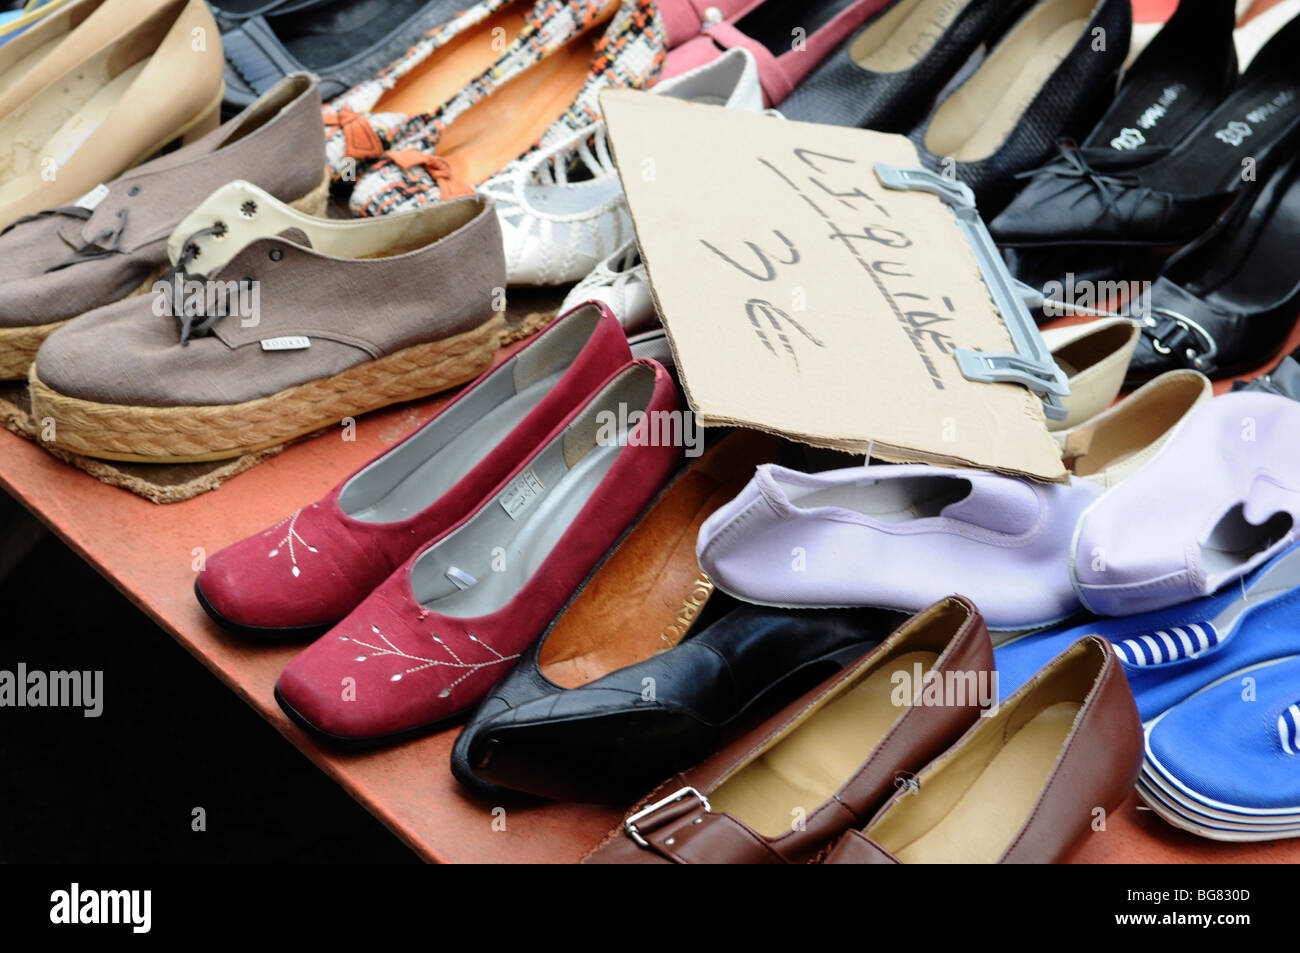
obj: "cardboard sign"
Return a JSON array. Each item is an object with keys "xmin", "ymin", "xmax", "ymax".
[{"xmin": 601, "ymin": 90, "xmax": 1067, "ymax": 483}]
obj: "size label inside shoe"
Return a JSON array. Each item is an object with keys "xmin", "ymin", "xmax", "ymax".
[
  {"xmin": 74, "ymin": 184, "xmax": 110, "ymax": 211},
  {"xmin": 260, "ymin": 336, "xmax": 312, "ymax": 351},
  {"xmin": 498, "ymin": 469, "xmax": 545, "ymax": 520}
]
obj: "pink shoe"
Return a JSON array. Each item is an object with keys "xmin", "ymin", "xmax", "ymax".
[
  {"xmin": 276, "ymin": 359, "xmax": 684, "ymax": 744},
  {"xmin": 195, "ymin": 304, "xmax": 631, "ymax": 637},
  {"xmin": 658, "ymin": 0, "xmax": 893, "ymax": 106}
]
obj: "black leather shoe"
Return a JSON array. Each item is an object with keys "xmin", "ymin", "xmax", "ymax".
[
  {"xmin": 222, "ymin": 0, "xmax": 464, "ymax": 113},
  {"xmin": 778, "ymin": 0, "xmax": 1030, "ymax": 133},
  {"xmin": 909, "ymin": 0, "xmax": 1130, "ymax": 217},
  {"xmin": 210, "ymin": 0, "xmax": 330, "ymax": 33},
  {"xmin": 1235, "ymin": 350, "xmax": 1300, "ymax": 400},
  {"xmin": 1123, "ymin": 142, "xmax": 1300, "ymax": 386},
  {"xmin": 995, "ymin": 0, "xmax": 1238, "ymax": 289},
  {"xmin": 993, "ymin": 5, "xmax": 1300, "ymax": 249},
  {"xmin": 451, "ymin": 599, "xmax": 898, "ymax": 803}
]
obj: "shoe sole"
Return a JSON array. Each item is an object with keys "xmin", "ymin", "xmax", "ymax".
[
  {"xmin": 28, "ymin": 311, "xmax": 505, "ymax": 463},
  {"xmin": 274, "ymin": 683, "xmax": 472, "ymax": 751},
  {"xmin": 0, "ymin": 167, "xmax": 333, "ymax": 383},
  {"xmin": 193, "ymin": 578, "xmax": 334, "ymax": 642}
]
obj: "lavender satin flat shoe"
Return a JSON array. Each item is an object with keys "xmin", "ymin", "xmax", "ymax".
[
  {"xmin": 696, "ymin": 463, "xmax": 1104, "ymax": 631},
  {"xmin": 1071, "ymin": 392, "xmax": 1300, "ymax": 617}
]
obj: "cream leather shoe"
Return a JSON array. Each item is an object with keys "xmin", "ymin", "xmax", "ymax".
[
  {"xmin": 0, "ymin": 0, "xmax": 224, "ymax": 230},
  {"xmin": 1041, "ymin": 317, "xmax": 1141, "ymax": 432},
  {"xmin": 0, "ymin": 0, "xmax": 117, "ymax": 119},
  {"xmin": 1056, "ymin": 368, "xmax": 1213, "ymax": 488}
]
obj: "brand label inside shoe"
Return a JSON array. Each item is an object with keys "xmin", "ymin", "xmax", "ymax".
[
  {"xmin": 260, "ymin": 336, "xmax": 312, "ymax": 351},
  {"xmin": 74, "ymin": 184, "xmax": 110, "ymax": 211},
  {"xmin": 498, "ymin": 469, "xmax": 545, "ymax": 520},
  {"xmin": 445, "ymin": 566, "xmax": 478, "ymax": 590}
]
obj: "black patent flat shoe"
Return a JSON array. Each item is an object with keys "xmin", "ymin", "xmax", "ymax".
[
  {"xmin": 993, "ymin": 4, "xmax": 1300, "ymax": 248},
  {"xmin": 1123, "ymin": 141, "xmax": 1300, "ymax": 386},
  {"xmin": 222, "ymin": 0, "xmax": 464, "ymax": 112},
  {"xmin": 909, "ymin": 0, "xmax": 1130, "ymax": 217},
  {"xmin": 452, "ymin": 600, "xmax": 897, "ymax": 803},
  {"xmin": 779, "ymin": 0, "xmax": 1029, "ymax": 133}
]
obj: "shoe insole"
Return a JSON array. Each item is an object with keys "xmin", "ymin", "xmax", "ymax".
[
  {"xmin": 889, "ymin": 700, "xmax": 1079, "ymax": 863},
  {"xmin": 949, "ymin": 18, "xmax": 1083, "ymax": 162},
  {"xmin": 1085, "ymin": 49, "xmax": 1224, "ymax": 154},
  {"xmin": 540, "ymin": 435, "xmax": 776, "ymax": 688},
  {"xmin": 708, "ymin": 650, "xmax": 939, "ymax": 839},
  {"xmin": 851, "ymin": 0, "xmax": 971, "ymax": 73},
  {"xmin": 1201, "ymin": 505, "xmax": 1293, "ymax": 579},
  {"xmin": 343, "ymin": 370, "xmax": 563, "ymax": 523},
  {"xmin": 413, "ymin": 431, "xmax": 624, "ymax": 619},
  {"xmin": 793, "ymin": 475, "xmax": 973, "ymax": 522},
  {"xmin": 1145, "ymin": 76, "xmax": 1300, "ymax": 195},
  {"xmin": 435, "ymin": 9, "xmax": 617, "ymax": 188},
  {"xmin": 0, "ymin": 59, "xmax": 145, "ymax": 200},
  {"xmin": 378, "ymin": 3, "xmax": 531, "ymax": 116},
  {"xmin": 0, "ymin": 34, "xmax": 61, "ymax": 89},
  {"xmin": 1067, "ymin": 377, "xmax": 1203, "ymax": 479}
]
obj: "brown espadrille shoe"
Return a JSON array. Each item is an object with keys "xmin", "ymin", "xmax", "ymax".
[
  {"xmin": 28, "ymin": 180, "xmax": 506, "ymax": 463},
  {"xmin": 0, "ymin": 72, "xmax": 329, "ymax": 382}
]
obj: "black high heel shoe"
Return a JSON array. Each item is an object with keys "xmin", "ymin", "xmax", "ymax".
[
  {"xmin": 995, "ymin": 0, "xmax": 1239, "ymax": 289},
  {"xmin": 908, "ymin": 0, "xmax": 1130, "ymax": 217},
  {"xmin": 1123, "ymin": 139, "xmax": 1300, "ymax": 386},
  {"xmin": 993, "ymin": 6, "xmax": 1300, "ymax": 249},
  {"xmin": 778, "ymin": 0, "xmax": 1031, "ymax": 133}
]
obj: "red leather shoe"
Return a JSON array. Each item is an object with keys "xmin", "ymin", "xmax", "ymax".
[
  {"xmin": 275, "ymin": 359, "xmax": 684, "ymax": 745},
  {"xmin": 195, "ymin": 303, "xmax": 631, "ymax": 638}
]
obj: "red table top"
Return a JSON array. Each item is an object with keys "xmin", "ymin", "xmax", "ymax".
[{"xmin": 4, "ymin": 345, "xmax": 1299, "ymax": 864}]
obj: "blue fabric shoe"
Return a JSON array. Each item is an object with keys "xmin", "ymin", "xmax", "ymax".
[
  {"xmin": 1137, "ymin": 654, "xmax": 1300, "ymax": 838},
  {"xmin": 995, "ymin": 541, "xmax": 1300, "ymax": 720}
]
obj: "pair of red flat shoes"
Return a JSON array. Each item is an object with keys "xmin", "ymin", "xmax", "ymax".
[{"xmin": 195, "ymin": 303, "xmax": 683, "ymax": 745}]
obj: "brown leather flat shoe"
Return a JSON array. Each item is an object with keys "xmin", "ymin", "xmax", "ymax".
[
  {"xmin": 584, "ymin": 596, "xmax": 994, "ymax": 864},
  {"xmin": 822, "ymin": 635, "xmax": 1142, "ymax": 864}
]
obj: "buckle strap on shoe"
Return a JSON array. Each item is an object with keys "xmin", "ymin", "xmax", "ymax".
[
  {"xmin": 384, "ymin": 149, "xmax": 475, "ymax": 198},
  {"xmin": 620, "ymin": 786, "xmax": 785, "ymax": 863},
  {"xmin": 324, "ymin": 105, "xmax": 386, "ymax": 161},
  {"xmin": 1143, "ymin": 307, "xmax": 1218, "ymax": 373}
]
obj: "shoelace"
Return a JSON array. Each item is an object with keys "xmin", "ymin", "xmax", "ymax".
[
  {"xmin": 3, "ymin": 205, "xmax": 131, "ymax": 273},
  {"xmin": 1014, "ymin": 140, "xmax": 1140, "ymax": 217},
  {"xmin": 165, "ymin": 224, "xmax": 238, "ymax": 346}
]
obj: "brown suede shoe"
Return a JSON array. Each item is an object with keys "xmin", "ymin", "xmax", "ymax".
[
  {"xmin": 0, "ymin": 0, "xmax": 225, "ymax": 231},
  {"xmin": 29, "ymin": 181, "xmax": 506, "ymax": 463},
  {"xmin": 0, "ymin": 72, "xmax": 327, "ymax": 381}
]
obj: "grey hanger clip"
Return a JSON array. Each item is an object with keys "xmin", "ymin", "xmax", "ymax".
[{"xmin": 874, "ymin": 163, "xmax": 1069, "ymax": 421}]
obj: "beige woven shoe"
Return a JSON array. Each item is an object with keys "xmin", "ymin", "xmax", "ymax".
[
  {"xmin": 0, "ymin": 0, "xmax": 224, "ymax": 231},
  {"xmin": 30, "ymin": 181, "xmax": 507, "ymax": 463}
]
